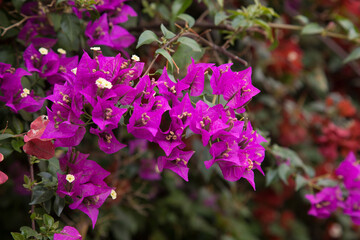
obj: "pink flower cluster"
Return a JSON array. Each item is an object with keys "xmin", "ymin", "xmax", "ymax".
[{"xmin": 306, "ymin": 152, "xmax": 360, "ymax": 224}]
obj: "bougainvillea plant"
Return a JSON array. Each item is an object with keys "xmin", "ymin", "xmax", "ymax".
[{"xmin": 1, "ymin": 0, "xmax": 360, "ymax": 239}]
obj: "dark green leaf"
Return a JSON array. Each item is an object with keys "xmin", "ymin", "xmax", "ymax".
[
  {"xmin": 272, "ymin": 144, "xmax": 304, "ymax": 168},
  {"xmin": 136, "ymin": 30, "xmax": 159, "ymax": 48},
  {"xmin": 12, "ymin": 116, "xmax": 23, "ymax": 134},
  {"xmin": 301, "ymin": 23, "xmax": 323, "ymax": 35},
  {"xmin": 177, "ymin": 13, "xmax": 195, "ymax": 28},
  {"xmin": 172, "ymin": 43, "xmax": 204, "ymax": 70},
  {"xmin": 43, "ymin": 214, "xmax": 54, "ymax": 227},
  {"xmin": 11, "ymin": 139, "xmax": 24, "ymax": 153},
  {"xmin": 265, "ymin": 168, "xmax": 277, "ymax": 186},
  {"xmin": 316, "ymin": 178, "xmax": 338, "ymax": 187},
  {"xmin": 54, "ymin": 195, "xmax": 65, "ymax": 217},
  {"xmin": 48, "ymin": 157, "xmax": 60, "ymax": 176},
  {"xmin": 343, "ymin": 47, "xmax": 360, "ymax": 64},
  {"xmin": 11, "ymin": 0, "xmax": 26, "ymax": 11},
  {"xmin": 171, "ymin": 0, "xmax": 192, "ymax": 17},
  {"xmin": 49, "ymin": 13, "xmax": 62, "ymax": 32},
  {"xmin": 254, "ymin": 19, "xmax": 273, "ymax": 42},
  {"xmin": 20, "ymin": 226, "xmax": 37, "ymax": 238},
  {"xmin": 214, "ymin": 11, "xmax": 228, "ymax": 25},
  {"xmin": 177, "ymin": 37, "xmax": 201, "ymax": 52},
  {"xmin": 60, "ymin": 14, "xmax": 81, "ymax": 44},
  {"xmin": 295, "ymin": 15, "xmax": 309, "ymax": 24},
  {"xmin": 155, "ymin": 49, "xmax": 174, "ymax": 69},
  {"xmin": 231, "ymin": 15, "xmax": 250, "ymax": 29},
  {"xmin": 0, "ymin": 133, "xmax": 14, "ymax": 141},
  {"xmin": 336, "ymin": 15, "xmax": 360, "ymax": 40},
  {"xmin": 160, "ymin": 24, "xmax": 176, "ymax": 39},
  {"xmin": 158, "ymin": 4, "xmax": 170, "ymax": 21},
  {"xmin": 278, "ymin": 163, "xmax": 291, "ymax": 184},
  {"xmin": 30, "ymin": 185, "xmax": 54, "ymax": 205},
  {"xmin": 295, "ymin": 175, "xmax": 308, "ymax": 191},
  {"xmin": 11, "ymin": 232, "xmax": 25, "ymax": 240}
]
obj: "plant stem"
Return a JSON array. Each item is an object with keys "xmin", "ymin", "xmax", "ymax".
[{"xmin": 28, "ymin": 155, "xmax": 36, "ymax": 231}]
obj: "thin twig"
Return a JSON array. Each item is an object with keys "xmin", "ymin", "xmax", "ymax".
[
  {"xmin": 185, "ymin": 32, "xmax": 248, "ymax": 66},
  {"xmin": 29, "ymin": 156, "xmax": 36, "ymax": 231},
  {"xmin": 142, "ymin": 31, "xmax": 185, "ymax": 77},
  {"xmin": 0, "ymin": 15, "xmax": 38, "ymax": 37},
  {"xmin": 320, "ymin": 37, "xmax": 360, "ymax": 77}
]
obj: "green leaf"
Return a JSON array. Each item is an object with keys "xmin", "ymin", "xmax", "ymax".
[
  {"xmin": 177, "ymin": 13, "xmax": 195, "ymax": 28},
  {"xmin": 177, "ymin": 37, "xmax": 201, "ymax": 52},
  {"xmin": 60, "ymin": 14, "xmax": 81, "ymax": 44},
  {"xmin": 11, "ymin": 232, "xmax": 25, "ymax": 240},
  {"xmin": 265, "ymin": 168, "xmax": 277, "ymax": 186},
  {"xmin": 11, "ymin": 138, "xmax": 24, "ymax": 153},
  {"xmin": 49, "ymin": 13, "xmax": 62, "ymax": 32},
  {"xmin": 295, "ymin": 15, "xmax": 309, "ymax": 25},
  {"xmin": 160, "ymin": 24, "xmax": 176, "ymax": 39},
  {"xmin": 54, "ymin": 195, "xmax": 65, "ymax": 217},
  {"xmin": 11, "ymin": 0, "xmax": 26, "ymax": 11},
  {"xmin": 0, "ymin": 133, "xmax": 14, "ymax": 141},
  {"xmin": 272, "ymin": 144, "xmax": 304, "ymax": 168},
  {"xmin": 12, "ymin": 116, "xmax": 23, "ymax": 134},
  {"xmin": 136, "ymin": 30, "xmax": 159, "ymax": 48},
  {"xmin": 306, "ymin": 66, "xmax": 328, "ymax": 93},
  {"xmin": 158, "ymin": 4, "xmax": 170, "ymax": 21},
  {"xmin": 343, "ymin": 47, "xmax": 360, "ymax": 64},
  {"xmin": 254, "ymin": 19, "xmax": 273, "ymax": 42},
  {"xmin": 155, "ymin": 48, "xmax": 174, "ymax": 69},
  {"xmin": 301, "ymin": 23, "xmax": 323, "ymax": 35},
  {"xmin": 30, "ymin": 185, "xmax": 54, "ymax": 205},
  {"xmin": 335, "ymin": 15, "xmax": 360, "ymax": 40},
  {"xmin": 214, "ymin": 11, "xmax": 228, "ymax": 25},
  {"xmin": 43, "ymin": 214, "xmax": 54, "ymax": 227},
  {"xmin": 20, "ymin": 226, "xmax": 37, "ymax": 238},
  {"xmin": 231, "ymin": 15, "xmax": 250, "ymax": 29},
  {"xmin": 316, "ymin": 178, "xmax": 338, "ymax": 187},
  {"xmin": 171, "ymin": 0, "xmax": 192, "ymax": 17},
  {"xmin": 172, "ymin": 43, "xmax": 204, "ymax": 70},
  {"xmin": 278, "ymin": 163, "xmax": 291, "ymax": 184},
  {"xmin": 295, "ymin": 175, "xmax": 308, "ymax": 191}
]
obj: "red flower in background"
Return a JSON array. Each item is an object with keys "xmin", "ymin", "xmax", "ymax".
[
  {"xmin": 23, "ymin": 115, "xmax": 55, "ymax": 159},
  {"xmin": 268, "ymin": 38, "xmax": 303, "ymax": 79}
]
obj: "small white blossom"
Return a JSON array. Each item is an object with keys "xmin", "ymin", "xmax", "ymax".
[
  {"xmin": 90, "ymin": 46, "xmax": 101, "ymax": 51},
  {"xmin": 96, "ymin": 77, "xmax": 113, "ymax": 89},
  {"xmin": 39, "ymin": 47, "xmax": 48, "ymax": 55},
  {"xmin": 110, "ymin": 189, "xmax": 117, "ymax": 200},
  {"xmin": 20, "ymin": 88, "xmax": 30, "ymax": 98},
  {"xmin": 131, "ymin": 55, "xmax": 140, "ymax": 62},
  {"xmin": 71, "ymin": 68, "xmax": 77, "ymax": 75},
  {"xmin": 57, "ymin": 48, "xmax": 66, "ymax": 54},
  {"xmin": 66, "ymin": 174, "xmax": 75, "ymax": 183}
]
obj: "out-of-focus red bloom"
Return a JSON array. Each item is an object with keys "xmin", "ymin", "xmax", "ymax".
[
  {"xmin": 23, "ymin": 115, "xmax": 55, "ymax": 159},
  {"xmin": 337, "ymin": 99, "xmax": 356, "ymax": 117},
  {"xmin": 0, "ymin": 153, "xmax": 8, "ymax": 184},
  {"xmin": 279, "ymin": 109, "xmax": 307, "ymax": 146},
  {"xmin": 268, "ymin": 38, "xmax": 303, "ymax": 79}
]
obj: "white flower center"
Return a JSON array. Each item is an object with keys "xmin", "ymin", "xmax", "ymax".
[
  {"xmin": 66, "ymin": 174, "xmax": 75, "ymax": 183},
  {"xmin": 110, "ymin": 189, "xmax": 117, "ymax": 199},
  {"xmin": 131, "ymin": 55, "xmax": 140, "ymax": 62},
  {"xmin": 96, "ymin": 77, "xmax": 112, "ymax": 89},
  {"xmin": 57, "ymin": 48, "xmax": 66, "ymax": 54},
  {"xmin": 39, "ymin": 47, "xmax": 48, "ymax": 55},
  {"xmin": 71, "ymin": 68, "xmax": 77, "ymax": 75},
  {"xmin": 21, "ymin": 88, "xmax": 30, "ymax": 98},
  {"xmin": 90, "ymin": 46, "xmax": 101, "ymax": 51}
]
